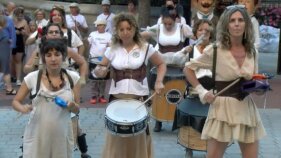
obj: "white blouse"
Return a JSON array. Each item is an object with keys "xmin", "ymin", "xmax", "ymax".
[{"xmin": 105, "ymin": 43, "xmax": 155, "ymax": 96}]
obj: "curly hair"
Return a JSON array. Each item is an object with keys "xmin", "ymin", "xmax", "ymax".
[
  {"xmin": 216, "ymin": 6, "xmax": 255, "ymax": 56},
  {"xmin": 192, "ymin": 19, "xmax": 214, "ymax": 41},
  {"xmin": 111, "ymin": 12, "xmax": 145, "ymax": 48}
]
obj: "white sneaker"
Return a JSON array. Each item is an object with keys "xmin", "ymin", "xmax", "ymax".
[{"xmin": 16, "ymin": 80, "xmax": 21, "ymax": 86}]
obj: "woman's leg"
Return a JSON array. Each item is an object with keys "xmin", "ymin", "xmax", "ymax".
[
  {"xmin": 13, "ymin": 53, "xmax": 23, "ymax": 84},
  {"xmin": 206, "ymin": 138, "xmax": 228, "ymax": 158},
  {"xmin": 239, "ymin": 141, "xmax": 259, "ymax": 158}
]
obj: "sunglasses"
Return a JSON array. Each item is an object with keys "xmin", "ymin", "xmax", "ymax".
[{"xmin": 226, "ymin": 4, "xmax": 245, "ymax": 10}]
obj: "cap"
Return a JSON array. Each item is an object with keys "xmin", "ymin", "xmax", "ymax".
[
  {"xmin": 69, "ymin": 3, "xmax": 79, "ymax": 8},
  {"xmin": 101, "ymin": 0, "xmax": 111, "ymax": 5},
  {"xmin": 94, "ymin": 19, "xmax": 107, "ymax": 27}
]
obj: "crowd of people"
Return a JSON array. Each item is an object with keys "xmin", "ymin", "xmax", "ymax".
[{"xmin": 0, "ymin": 0, "xmax": 269, "ymax": 158}]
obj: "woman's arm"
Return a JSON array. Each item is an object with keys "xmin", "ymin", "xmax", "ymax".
[
  {"xmin": 67, "ymin": 82, "xmax": 80, "ymax": 114},
  {"xmin": 25, "ymin": 31, "xmax": 38, "ymax": 45},
  {"xmin": 23, "ymin": 49, "xmax": 38, "ymax": 73},
  {"xmin": 149, "ymin": 51, "xmax": 166, "ymax": 94},
  {"xmin": 12, "ymin": 81, "xmax": 33, "ymax": 114},
  {"xmin": 67, "ymin": 48, "xmax": 88, "ymax": 82}
]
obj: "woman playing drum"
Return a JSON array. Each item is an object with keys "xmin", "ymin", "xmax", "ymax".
[
  {"xmin": 141, "ymin": 7, "xmax": 193, "ymax": 132},
  {"xmin": 94, "ymin": 13, "xmax": 166, "ymax": 158},
  {"xmin": 184, "ymin": 5, "xmax": 266, "ymax": 158}
]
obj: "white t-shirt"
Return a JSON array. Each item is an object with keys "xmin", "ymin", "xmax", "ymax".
[
  {"xmin": 105, "ymin": 43, "xmax": 155, "ymax": 96},
  {"xmin": 88, "ymin": 31, "xmax": 112, "ymax": 57},
  {"xmin": 157, "ymin": 16, "xmax": 186, "ymax": 25},
  {"xmin": 66, "ymin": 14, "xmax": 88, "ymax": 29},
  {"xmin": 146, "ymin": 23, "xmax": 193, "ymax": 50},
  {"xmin": 193, "ymin": 46, "xmax": 212, "ymax": 79},
  {"xmin": 36, "ymin": 19, "xmax": 49, "ymax": 28},
  {"xmin": 96, "ymin": 13, "xmax": 115, "ymax": 34}
]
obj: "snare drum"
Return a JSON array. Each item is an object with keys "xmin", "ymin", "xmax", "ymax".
[
  {"xmin": 105, "ymin": 99, "xmax": 149, "ymax": 137},
  {"xmin": 149, "ymin": 66, "xmax": 186, "ymax": 121},
  {"xmin": 176, "ymin": 97, "xmax": 209, "ymax": 151}
]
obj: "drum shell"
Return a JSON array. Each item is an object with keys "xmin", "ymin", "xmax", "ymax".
[
  {"xmin": 105, "ymin": 115, "xmax": 148, "ymax": 137},
  {"xmin": 175, "ymin": 97, "xmax": 209, "ymax": 151},
  {"xmin": 105, "ymin": 99, "xmax": 149, "ymax": 137},
  {"xmin": 148, "ymin": 66, "xmax": 185, "ymax": 90},
  {"xmin": 178, "ymin": 126, "xmax": 207, "ymax": 151}
]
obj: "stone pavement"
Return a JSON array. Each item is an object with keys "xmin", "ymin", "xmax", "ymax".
[{"xmin": 1, "ymin": 106, "xmax": 281, "ymax": 158}]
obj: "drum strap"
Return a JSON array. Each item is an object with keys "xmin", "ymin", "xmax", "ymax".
[
  {"xmin": 29, "ymin": 68, "xmax": 74, "ymax": 100},
  {"xmin": 212, "ymin": 43, "xmax": 217, "ymax": 91}
]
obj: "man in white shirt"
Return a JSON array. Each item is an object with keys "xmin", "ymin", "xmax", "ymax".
[
  {"xmin": 96, "ymin": 0, "xmax": 115, "ymax": 34},
  {"xmin": 66, "ymin": 3, "xmax": 88, "ymax": 39}
]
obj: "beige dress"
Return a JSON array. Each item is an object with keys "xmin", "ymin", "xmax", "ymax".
[
  {"xmin": 23, "ymin": 70, "xmax": 79, "ymax": 158},
  {"xmin": 185, "ymin": 44, "xmax": 266, "ymax": 143}
]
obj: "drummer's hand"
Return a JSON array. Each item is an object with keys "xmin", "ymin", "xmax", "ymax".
[
  {"xmin": 20, "ymin": 104, "xmax": 33, "ymax": 114},
  {"xmin": 203, "ymin": 91, "xmax": 215, "ymax": 104},
  {"xmin": 79, "ymin": 76, "xmax": 86, "ymax": 87},
  {"xmin": 184, "ymin": 45, "xmax": 193, "ymax": 54},
  {"xmin": 195, "ymin": 84, "xmax": 213, "ymax": 104},
  {"xmin": 154, "ymin": 81, "xmax": 164, "ymax": 94},
  {"xmin": 67, "ymin": 102, "xmax": 79, "ymax": 113}
]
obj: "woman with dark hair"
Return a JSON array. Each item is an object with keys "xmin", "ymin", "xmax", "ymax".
[
  {"xmin": 12, "ymin": 38, "xmax": 80, "ymax": 158},
  {"xmin": 95, "ymin": 12, "xmax": 166, "ymax": 158},
  {"xmin": 184, "ymin": 5, "xmax": 266, "ymax": 158},
  {"xmin": 141, "ymin": 7, "xmax": 193, "ymax": 132},
  {"xmin": 23, "ymin": 22, "xmax": 90, "ymax": 158}
]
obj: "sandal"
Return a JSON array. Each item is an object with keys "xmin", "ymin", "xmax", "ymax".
[{"xmin": 6, "ymin": 89, "xmax": 17, "ymax": 95}]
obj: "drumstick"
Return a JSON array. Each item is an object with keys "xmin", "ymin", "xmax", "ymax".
[
  {"xmin": 214, "ymin": 78, "xmax": 241, "ymax": 97},
  {"xmin": 136, "ymin": 92, "xmax": 157, "ymax": 109}
]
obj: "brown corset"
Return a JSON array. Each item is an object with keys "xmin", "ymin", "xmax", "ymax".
[
  {"xmin": 112, "ymin": 64, "xmax": 146, "ymax": 84},
  {"xmin": 158, "ymin": 42, "xmax": 184, "ymax": 53},
  {"xmin": 215, "ymin": 78, "xmax": 249, "ymax": 100}
]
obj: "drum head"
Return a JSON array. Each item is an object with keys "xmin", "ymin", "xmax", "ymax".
[{"xmin": 106, "ymin": 99, "xmax": 148, "ymax": 124}]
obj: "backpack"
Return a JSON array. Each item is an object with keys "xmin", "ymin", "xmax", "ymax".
[{"xmin": 29, "ymin": 68, "xmax": 74, "ymax": 100}]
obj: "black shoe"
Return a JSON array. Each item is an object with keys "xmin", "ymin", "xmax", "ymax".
[
  {"xmin": 81, "ymin": 153, "xmax": 91, "ymax": 158},
  {"xmin": 153, "ymin": 121, "xmax": 162, "ymax": 132}
]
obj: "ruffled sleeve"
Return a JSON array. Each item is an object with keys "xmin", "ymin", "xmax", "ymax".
[{"xmin": 185, "ymin": 44, "xmax": 214, "ymax": 71}]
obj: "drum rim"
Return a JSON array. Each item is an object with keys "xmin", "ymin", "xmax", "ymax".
[
  {"xmin": 105, "ymin": 99, "xmax": 148, "ymax": 122},
  {"xmin": 105, "ymin": 114, "xmax": 149, "ymax": 125}
]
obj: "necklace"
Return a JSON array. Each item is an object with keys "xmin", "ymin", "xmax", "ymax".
[{"xmin": 45, "ymin": 70, "xmax": 65, "ymax": 91}]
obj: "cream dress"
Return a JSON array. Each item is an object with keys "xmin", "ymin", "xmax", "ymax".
[
  {"xmin": 22, "ymin": 70, "xmax": 79, "ymax": 158},
  {"xmin": 185, "ymin": 44, "xmax": 266, "ymax": 143}
]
